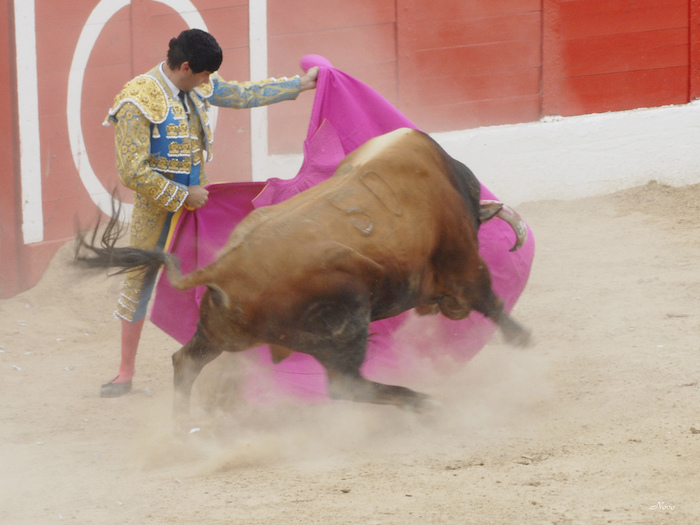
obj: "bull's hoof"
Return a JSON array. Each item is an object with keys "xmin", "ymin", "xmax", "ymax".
[
  {"xmin": 402, "ymin": 393, "xmax": 441, "ymax": 413},
  {"xmin": 507, "ymin": 329, "xmax": 532, "ymax": 347},
  {"xmin": 500, "ymin": 317, "xmax": 532, "ymax": 347},
  {"xmin": 100, "ymin": 378, "xmax": 132, "ymax": 398}
]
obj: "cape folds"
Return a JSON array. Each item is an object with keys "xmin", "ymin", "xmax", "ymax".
[{"xmin": 150, "ymin": 55, "xmax": 535, "ymax": 401}]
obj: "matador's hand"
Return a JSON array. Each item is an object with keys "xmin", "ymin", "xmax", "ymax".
[
  {"xmin": 184, "ymin": 185, "xmax": 209, "ymax": 210},
  {"xmin": 300, "ymin": 66, "xmax": 319, "ymax": 91}
]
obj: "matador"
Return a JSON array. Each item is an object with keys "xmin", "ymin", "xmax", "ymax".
[{"xmin": 100, "ymin": 28, "xmax": 318, "ymax": 397}]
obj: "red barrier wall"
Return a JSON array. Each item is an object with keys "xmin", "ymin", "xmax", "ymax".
[
  {"xmin": 397, "ymin": 0, "xmax": 543, "ymax": 130},
  {"xmin": 1, "ymin": 0, "xmax": 697, "ymax": 298},
  {"xmin": 543, "ymin": 0, "xmax": 689, "ymax": 116},
  {"xmin": 690, "ymin": 0, "xmax": 700, "ymax": 98},
  {"xmin": 267, "ymin": 0, "xmax": 397, "ymax": 153},
  {"xmin": 0, "ymin": 0, "xmax": 22, "ymax": 296}
]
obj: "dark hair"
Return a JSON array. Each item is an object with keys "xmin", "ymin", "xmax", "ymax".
[{"xmin": 166, "ymin": 29, "xmax": 222, "ymax": 73}]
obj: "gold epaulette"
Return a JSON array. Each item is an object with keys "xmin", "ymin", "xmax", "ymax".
[
  {"xmin": 106, "ymin": 75, "xmax": 169, "ymax": 125},
  {"xmin": 193, "ymin": 75, "xmax": 215, "ymax": 99}
]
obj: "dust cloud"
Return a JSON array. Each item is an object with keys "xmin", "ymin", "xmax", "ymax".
[{"xmin": 2, "ymin": 182, "xmax": 700, "ymax": 524}]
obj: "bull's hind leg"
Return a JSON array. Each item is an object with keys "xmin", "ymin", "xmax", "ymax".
[
  {"xmin": 325, "ymin": 367, "xmax": 432, "ymax": 412},
  {"xmin": 310, "ymin": 308, "xmax": 432, "ymax": 412},
  {"xmin": 171, "ymin": 327, "xmax": 223, "ymax": 421}
]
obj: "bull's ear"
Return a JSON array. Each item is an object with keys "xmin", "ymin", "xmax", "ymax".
[{"xmin": 207, "ymin": 284, "xmax": 230, "ymax": 309}]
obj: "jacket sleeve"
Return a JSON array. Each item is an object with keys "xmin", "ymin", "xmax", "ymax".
[
  {"xmin": 112, "ymin": 102, "xmax": 189, "ymax": 212},
  {"xmin": 207, "ymin": 74, "xmax": 302, "ymax": 109}
]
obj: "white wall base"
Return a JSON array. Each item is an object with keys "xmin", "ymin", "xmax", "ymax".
[
  {"xmin": 435, "ymin": 101, "xmax": 700, "ymax": 205},
  {"xmin": 268, "ymin": 101, "xmax": 700, "ymax": 205}
]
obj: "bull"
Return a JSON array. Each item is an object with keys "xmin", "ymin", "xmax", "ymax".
[{"xmin": 76, "ymin": 128, "xmax": 529, "ymax": 415}]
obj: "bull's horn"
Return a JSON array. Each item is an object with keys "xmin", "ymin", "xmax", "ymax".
[
  {"xmin": 497, "ymin": 203, "xmax": 528, "ymax": 251},
  {"xmin": 479, "ymin": 200, "xmax": 528, "ymax": 252},
  {"xmin": 478, "ymin": 200, "xmax": 503, "ymax": 222}
]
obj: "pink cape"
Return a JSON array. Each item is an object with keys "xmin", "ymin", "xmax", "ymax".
[{"xmin": 151, "ymin": 55, "xmax": 535, "ymax": 401}]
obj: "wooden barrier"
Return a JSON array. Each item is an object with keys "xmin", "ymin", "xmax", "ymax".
[{"xmin": 1, "ymin": 0, "xmax": 695, "ymax": 298}]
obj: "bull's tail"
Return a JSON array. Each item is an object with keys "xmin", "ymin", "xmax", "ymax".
[{"xmin": 74, "ymin": 202, "xmax": 202, "ymax": 292}]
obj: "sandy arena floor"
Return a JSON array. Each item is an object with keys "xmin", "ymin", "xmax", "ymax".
[{"xmin": 1, "ymin": 181, "xmax": 699, "ymax": 524}]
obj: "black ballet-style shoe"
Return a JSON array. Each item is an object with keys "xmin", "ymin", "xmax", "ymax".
[{"xmin": 100, "ymin": 377, "xmax": 133, "ymax": 398}]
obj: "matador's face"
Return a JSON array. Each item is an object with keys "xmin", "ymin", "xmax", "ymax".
[{"xmin": 179, "ymin": 62, "xmax": 212, "ymax": 90}]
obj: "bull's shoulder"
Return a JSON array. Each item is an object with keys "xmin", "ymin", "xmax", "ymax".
[
  {"xmin": 344, "ymin": 128, "xmax": 420, "ymax": 166},
  {"xmin": 386, "ymin": 128, "xmax": 481, "ymax": 214}
]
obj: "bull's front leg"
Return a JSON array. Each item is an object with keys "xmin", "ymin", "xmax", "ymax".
[
  {"xmin": 326, "ymin": 368, "xmax": 434, "ymax": 412},
  {"xmin": 171, "ymin": 327, "xmax": 223, "ymax": 424},
  {"xmin": 470, "ymin": 265, "xmax": 531, "ymax": 347},
  {"xmin": 444, "ymin": 262, "xmax": 531, "ymax": 347},
  {"xmin": 492, "ymin": 306, "xmax": 531, "ymax": 346}
]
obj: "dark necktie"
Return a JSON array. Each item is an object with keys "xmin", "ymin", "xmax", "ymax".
[{"xmin": 178, "ymin": 90, "xmax": 189, "ymax": 114}]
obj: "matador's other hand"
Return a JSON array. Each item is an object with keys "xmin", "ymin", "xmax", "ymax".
[
  {"xmin": 184, "ymin": 185, "xmax": 209, "ymax": 210},
  {"xmin": 299, "ymin": 66, "xmax": 319, "ymax": 91}
]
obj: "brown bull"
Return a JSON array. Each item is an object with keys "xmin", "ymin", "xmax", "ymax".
[{"xmin": 76, "ymin": 128, "xmax": 529, "ymax": 414}]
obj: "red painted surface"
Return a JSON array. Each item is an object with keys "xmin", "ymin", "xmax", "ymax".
[
  {"xmin": 2, "ymin": 0, "xmax": 698, "ymax": 298},
  {"xmin": 559, "ymin": 0, "xmax": 688, "ymax": 39},
  {"xmin": 542, "ymin": 0, "xmax": 563, "ymax": 116},
  {"xmin": 545, "ymin": 0, "xmax": 690, "ymax": 116},
  {"xmin": 0, "ymin": 0, "xmax": 22, "ymax": 298},
  {"xmin": 561, "ymin": 67, "xmax": 689, "ymax": 115},
  {"xmin": 267, "ymin": 0, "xmax": 397, "ymax": 154},
  {"xmin": 396, "ymin": 0, "xmax": 543, "ymax": 133},
  {"xmin": 690, "ymin": 0, "xmax": 700, "ymax": 99}
]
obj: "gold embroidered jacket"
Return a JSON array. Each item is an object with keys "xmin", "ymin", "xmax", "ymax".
[{"xmin": 105, "ymin": 63, "xmax": 302, "ymax": 212}]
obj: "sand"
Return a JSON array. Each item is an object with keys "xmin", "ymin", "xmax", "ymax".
[{"xmin": 1, "ymin": 181, "xmax": 699, "ymax": 524}]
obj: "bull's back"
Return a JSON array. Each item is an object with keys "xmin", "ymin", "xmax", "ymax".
[
  {"xmin": 269, "ymin": 130, "xmax": 468, "ymax": 260},
  {"xmin": 211, "ymin": 128, "xmax": 480, "ymax": 308}
]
